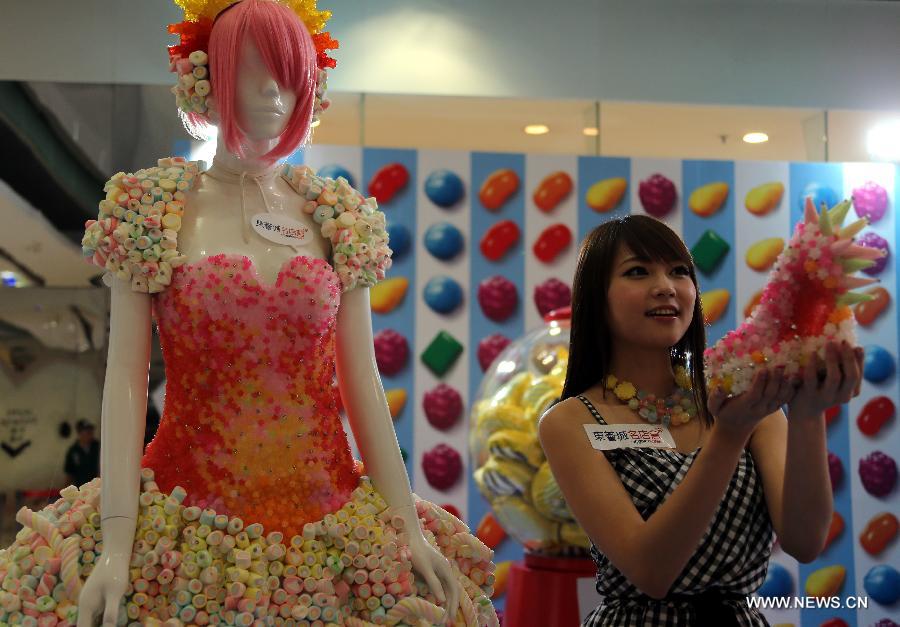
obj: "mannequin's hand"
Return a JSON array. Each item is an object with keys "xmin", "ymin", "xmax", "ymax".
[
  {"xmin": 407, "ymin": 531, "xmax": 461, "ymax": 625},
  {"xmin": 76, "ymin": 551, "xmax": 130, "ymax": 627}
]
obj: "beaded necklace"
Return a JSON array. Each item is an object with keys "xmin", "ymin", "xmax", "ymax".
[{"xmin": 604, "ymin": 366, "xmax": 698, "ymax": 427}]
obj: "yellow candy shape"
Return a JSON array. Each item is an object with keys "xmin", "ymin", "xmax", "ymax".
[
  {"xmin": 490, "ymin": 371, "xmax": 532, "ymax": 407},
  {"xmin": 804, "ymin": 565, "xmax": 845, "ymax": 598},
  {"xmin": 746, "ymin": 237, "xmax": 784, "ymax": 271},
  {"xmin": 491, "ymin": 496, "xmax": 556, "ymax": 551},
  {"xmin": 369, "ymin": 277, "xmax": 408, "ymax": 314},
  {"xmin": 531, "ymin": 462, "xmax": 573, "ymax": 522},
  {"xmin": 689, "ymin": 182, "xmax": 729, "ymax": 217},
  {"xmin": 586, "ymin": 177, "xmax": 628, "ymax": 213},
  {"xmin": 488, "ymin": 429, "xmax": 545, "ymax": 469},
  {"xmin": 745, "ymin": 182, "xmax": 784, "ymax": 216},
  {"xmin": 560, "ymin": 522, "xmax": 591, "ymax": 549},
  {"xmin": 471, "ymin": 403, "xmax": 530, "ymax": 467},
  {"xmin": 701, "ymin": 289, "xmax": 730, "ymax": 325},
  {"xmin": 490, "ymin": 561, "xmax": 513, "ymax": 599},
  {"xmin": 385, "ymin": 388, "xmax": 407, "ymax": 419}
]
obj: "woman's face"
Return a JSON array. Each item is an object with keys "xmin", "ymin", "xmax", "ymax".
[
  {"xmin": 234, "ymin": 35, "xmax": 297, "ymax": 141},
  {"xmin": 606, "ymin": 243, "xmax": 697, "ymax": 352}
]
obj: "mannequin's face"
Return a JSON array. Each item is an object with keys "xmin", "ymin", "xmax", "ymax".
[{"xmin": 234, "ymin": 35, "xmax": 297, "ymax": 141}]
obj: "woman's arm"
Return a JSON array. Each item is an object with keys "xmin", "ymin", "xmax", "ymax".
[
  {"xmin": 749, "ymin": 410, "xmax": 832, "ymax": 563},
  {"xmin": 335, "ymin": 287, "xmax": 459, "ymax": 620},
  {"xmin": 540, "ymin": 398, "xmax": 748, "ymax": 599}
]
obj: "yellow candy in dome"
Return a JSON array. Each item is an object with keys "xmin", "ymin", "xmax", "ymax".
[
  {"xmin": 370, "ymin": 277, "xmax": 408, "ymax": 314},
  {"xmin": 701, "ymin": 289, "xmax": 730, "ymax": 325},
  {"xmin": 586, "ymin": 177, "xmax": 628, "ymax": 213},
  {"xmin": 490, "ymin": 371, "xmax": 532, "ymax": 407},
  {"xmin": 523, "ymin": 390, "xmax": 560, "ymax": 427},
  {"xmin": 689, "ymin": 182, "xmax": 729, "ymax": 217},
  {"xmin": 745, "ymin": 182, "xmax": 784, "ymax": 216},
  {"xmin": 487, "ymin": 429, "xmax": 545, "ymax": 469},
  {"xmin": 560, "ymin": 522, "xmax": 591, "ymax": 549},
  {"xmin": 530, "ymin": 462, "xmax": 574, "ymax": 522},
  {"xmin": 521, "ymin": 377, "xmax": 559, "ymax": 409},
  {"xmin": 471, "ymin": 403, "xmax": 530, "ymax": 468},
  {"xmin": 475, "ymin": 455, "xmax": 536, "ymax": 498},
  {"xmin": 745, "ymin": 237, "xmax": 784, "ymax": 272},
  {"xmin": 491, "ymin": 496, "xmax": 557, "ymax": 552},
  {"xmin": 385, "ymin": 388, "xmax": 406, "ymax": 419},
  {"xmin": 490, "ymin": 561, "xmax": 513, "ymax": 599},
  {"xmin": 804, "ymin": 565, "xmax": 845, "ymax": 598}
]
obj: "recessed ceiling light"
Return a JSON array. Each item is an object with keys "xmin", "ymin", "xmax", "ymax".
[
  {"xmin": 583, "ymin": 127, "xmax": 599, "ymax": 137},
  {"xmin": 867, "ymin": 120, "xmax": 900, "ymax": 161},
  {"xmin": 742, "ymin": 132, "xmax": 769, "ymax": 144},
  {"xmin": 524, "ymin": 124, "xmax": 549, "ymax": 135}
]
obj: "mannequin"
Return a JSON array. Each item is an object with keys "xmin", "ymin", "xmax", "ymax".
[{"xmin": 0, "ymin": 2, "xmax": 497, "ymax": 626}]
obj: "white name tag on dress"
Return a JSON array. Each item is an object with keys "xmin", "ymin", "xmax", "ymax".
[
  {"xmin": 583, "ymin": 424, "xmax": 677, "ymax": 450},
  {"xmin": 251, "ymin": 213, "xmax": 312, "ymax": 246}
]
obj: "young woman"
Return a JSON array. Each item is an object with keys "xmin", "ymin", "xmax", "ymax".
[
  {"xmin": 0, "ymin": 2, "xmax": 498, "ymax": 625},
  {"xmin": 539, "ymin": 215, "xmax": 864, "ymax": 626}
]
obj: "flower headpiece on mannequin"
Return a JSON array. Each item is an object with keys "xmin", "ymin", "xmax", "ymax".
[{"xmin": 168, "ymin": 0, "xmax": 338, "ymax": 164}]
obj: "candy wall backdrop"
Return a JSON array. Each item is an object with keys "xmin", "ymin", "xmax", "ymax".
[{"xmin": 286, "ymin": 145, "xmax": 897, "ymax": 626}]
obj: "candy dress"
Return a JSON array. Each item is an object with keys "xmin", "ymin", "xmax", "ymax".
[
  {"xmin": 577, "ymin": 396, "xmax": 773, "ymax": 627},
  {"xmin": 0, "ymin": 158, "xmax": 497, "ymax": 627}
]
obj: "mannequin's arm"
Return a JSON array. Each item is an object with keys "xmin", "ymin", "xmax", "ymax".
[
  {"xmin": 335, "ymin": 287, "xmax": 415, "ymax": 512},
  {"xmin": 99, "ymin": 279, "xmax": 151, "ymax": 533}
]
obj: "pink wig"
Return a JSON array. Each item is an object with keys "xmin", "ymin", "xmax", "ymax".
[{"xmin": 209, "ymin": 0, "xmax": 317, "ymax": 163}]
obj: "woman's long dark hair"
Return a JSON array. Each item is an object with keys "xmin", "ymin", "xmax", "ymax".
[{"xmin": 560, "ymin": 215, "xmax": 712, "ymax": 426}]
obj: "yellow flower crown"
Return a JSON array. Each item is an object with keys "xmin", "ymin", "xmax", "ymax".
[{"xmin": 173, "ymin": 0, "xmax": 332, "ymax": 35}]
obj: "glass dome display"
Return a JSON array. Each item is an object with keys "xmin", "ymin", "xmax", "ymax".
[{"xmin": 470, "ymin": 310, "xmax": 590, "ymax": 555}]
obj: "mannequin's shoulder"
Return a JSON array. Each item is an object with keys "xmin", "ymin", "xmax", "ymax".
[
  {"xmin": 281, "ymin": 164, "xmax": 392, "ymax": 292},
  {"xmin": 81, "ymin": 157, "xmax": 200, "ymax": 293}
]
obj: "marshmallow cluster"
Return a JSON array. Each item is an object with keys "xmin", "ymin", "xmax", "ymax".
[
  {"xmin": 282, "ymin": 165, "xmax": 392, "ymax": 292},
  {"xmin": 0, "ymin": 472, "xmax": 498, "ymax": 626},
  {"xmin": 81, "ymin": 157, "xmax": 197, "ymax": 293}
]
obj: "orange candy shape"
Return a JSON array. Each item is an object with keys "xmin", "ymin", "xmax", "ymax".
[
  {"xmin": 701, "ymin": 289, "xmax": 730, "ymax": 325},
  {"xmin": 385, "ymin": 388, "xmax": 407, "ymax": 419},
  {"xmin": 479, "ymin": 169, "xmax": 520, "ymax": 211},
  {"xmin": 533, "ymin": 171, "xmax": 573, "ymax": 212},
  {"xmin": 476, "ymin": 511, "xmax": 507, "ymax": 549},
  {"xmin": 854, "ymin": 286, "xmax": 890, "ymax": 326},
  {"xmin": 805, "ymin": 565, "xmax": 845, "ymax": 598},
  {"xmin": 491, "ymin": 561, "xmax": 513, "ymax": 599},
  {"xmin": 689, "ymin": 182, "xmax": 729, "ymax": 217},
  {"xmin": 744, "ymin": 289, "xmax": 763, "ymax": 318},
  {"xmin": 585, "ymin": 177, "xmax": 627, "ymax": 213},
  {"xmin": 370, "ymin": 277, "xmax": 408, "ymax": 314},
  {"xmin": 824, "ymin": 511, "xmax": 844, "ymax": 550},
  {"xmin": 745, "ymin": 182, "xmax": 784, "ymax": 216},
  {"xmin": 860, "ymin": 512, "xmax": 898, "ymax": 556}
]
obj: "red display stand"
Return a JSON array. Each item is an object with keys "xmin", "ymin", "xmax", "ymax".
[{"xmin": 503, "ymin": 553, "xmax": 597, "ymax": 627}]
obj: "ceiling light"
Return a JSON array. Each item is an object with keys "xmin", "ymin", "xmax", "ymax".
[
  {"xmin": 742, "ymin": 132, "xmax": 769, "ymax": 144},
  {"xmin": 524, "ymin": 124, "xmax": 549, "ymax": 135},
  {"xmin": 867, "ymin": 120, "xmax": 900, "ymax": 161},
  {"xmin": 582, "ymin": 127, "xmax": 599, "ymax": 137}
]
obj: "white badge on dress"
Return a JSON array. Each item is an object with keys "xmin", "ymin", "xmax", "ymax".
[
  {"xmin": 251, "ymin": 213, "xmax": 312, "ymax": 247},
  {"xmin": 583, "ymin": 424, "xmax": 677, "ymax": 450}
]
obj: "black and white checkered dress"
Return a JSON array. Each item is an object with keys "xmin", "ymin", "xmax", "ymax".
[{"xmin": 577, "ymin": 395, "xmax": 774, "ymax": 627}]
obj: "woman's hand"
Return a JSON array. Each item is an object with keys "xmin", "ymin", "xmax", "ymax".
[
  {"xmin": 407, "ymin": 531, "xmax": 461, "ymax": 625},
  {"xmin": 789, "ymin": 341, "xmax": 864, "ymax": 421},
  {"xmin": 708, "ymin": 367, "xmax": 795, "ymax": 444}
]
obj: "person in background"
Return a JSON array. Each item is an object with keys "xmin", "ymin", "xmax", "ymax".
[{"xmin": 64, "ymin": 419, "xmax": 100, "ymax": 487}]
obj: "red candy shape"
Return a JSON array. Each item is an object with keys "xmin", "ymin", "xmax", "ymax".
[
  {"xmin": 820, "ymin": 620, "xmax": 849, "ymax": 627},
  {"xmin": 367, "ymin": 162, "xmax": 409, "ymax": 205},
  {"xmin": 824, "ymin": 405, "xmax": 840, "ymax": 426},
  {"xmin": 857, "ymin": 395, "xmax": 895, "ymax": 437},
  {"xmin": 860, "ymin": 512, "xmax": 899, "ymax": 556},
  {"xmin": 828, "ymin": 451, "xmax": 843, "ymax": 490},
  {"xmin": 480, "ymin": 220, "xmax": 521, "ymax": 261},
  {"xmin": 534, "ymin": 278, "xmax": 572, "ymax": 317},
  {"xmin": 533, "ymin": 171, "xmax": 573, "ymax": 212},
  {"xmin": 639, "ymin": 173, "xmax": 677, "ymax": 217},
  {"xmin": 478, "ymin": 333, "xmax": 511, "ymax": 371},
  {"xmin": 422, "ymin": 444, "xmax": 463, "ymax": 490},
  {"xmin": 478, "ymin": 275, "xmax": 518, "ymax": 322},
  {"xmin": 373, "ymin": 329, "xmax": 409, "ymax": 376},
  {"xmin": 423, "ymin": 384, "xmax": 464, "ymax": 430},
  {"xmin": 532, "ymin": 223, "xmax": 572, "ymax": 263},
  {"xmin": 479, "ymin": 169, "xmax": 520, "ymax": 211},
  {"xmin": 441, "ymin": 503, "xmax": 462, "ymax": 519}
]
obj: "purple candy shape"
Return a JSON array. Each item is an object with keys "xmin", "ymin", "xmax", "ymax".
[
  {"xmin": 859, "ymin": 450, "xmax": 898, "ymax": 497},
  {"xmin": 857, "ymin": 231, "xmax": 890, "ymax": 276},
  {"xmin": 852, "ymin": 181, "xmax": 889, "ymax": 224},
  {"xmin": 828, "ymin": 451, "xmax": 843, "ymax": 490}
]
